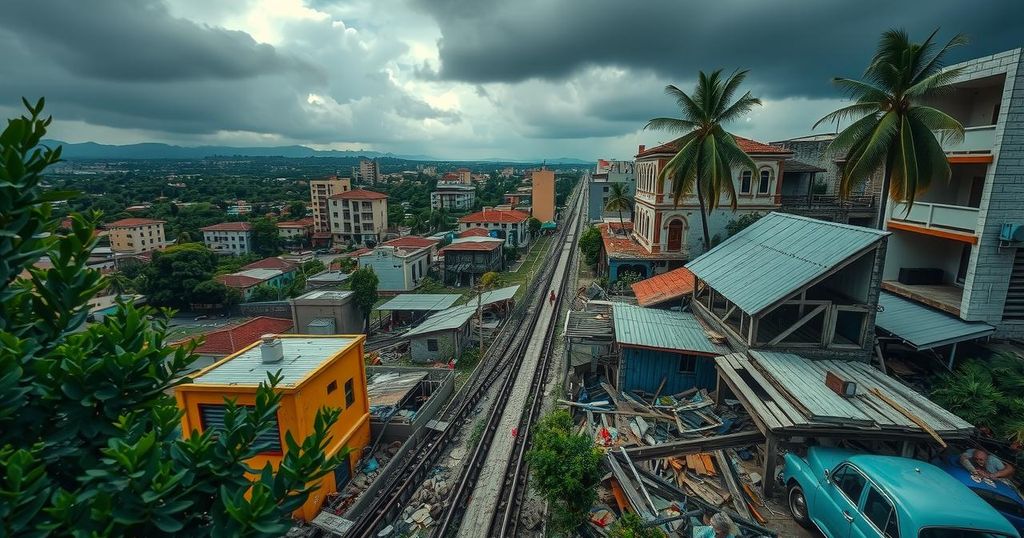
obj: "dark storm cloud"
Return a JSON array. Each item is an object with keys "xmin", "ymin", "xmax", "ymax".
[
  {"xmin": 416, "ymin": 0, "xmax": 1024, "ymax": 98},
  {"xmin": 1, "ymin": 0, "xmax": 314, "ymax": 82}
]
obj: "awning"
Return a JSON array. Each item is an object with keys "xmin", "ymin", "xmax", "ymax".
[{"xmin": 876, "ymin": 291, "xmax": 994, "ymax": 350}]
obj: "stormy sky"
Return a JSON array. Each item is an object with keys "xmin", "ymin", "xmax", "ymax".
[{"xmin": 1, "ymin": 0, "xmax": 1021, "ymax": 160}]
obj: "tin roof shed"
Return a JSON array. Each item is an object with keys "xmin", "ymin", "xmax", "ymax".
[
  {"xmin": 404, "ymin": 305, "xmax": 477, "ymax": 338},
  {"xmin": 378, "ymin": 294, "xmax": 462, "ymax": 312}
]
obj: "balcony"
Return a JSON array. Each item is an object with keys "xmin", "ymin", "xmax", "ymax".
[
  {"xmin": 889, "ymin": 201, "xmax": 979, "ymax": 236},
  {"xmin": 942, "ymin": 125, "xmax": 995, "ymax": 154}
]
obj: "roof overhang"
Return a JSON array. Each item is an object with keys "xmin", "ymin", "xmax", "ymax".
[{"xmin": 876, "ymin": 292, "xmax": 994, "ymax": 350}]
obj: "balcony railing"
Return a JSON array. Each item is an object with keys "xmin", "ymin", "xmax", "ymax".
[
  {"xmin": 942, "ymin": 125, "xmax": 995, "ymax": 154},
  {"xmin": 889, "ymin": 201, "xmax": 979, "ymax": 234},
  {"xmin": 780, "ymin": 194, "xmax": 876, "ymax": 209}
]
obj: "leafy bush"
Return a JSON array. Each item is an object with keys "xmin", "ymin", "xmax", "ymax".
[
  {"xmin": 725, "ymin": 212, "xmax": 763, "ymax": 238},
  {"xmin": 931, "ymin": 354, "xmax": 1024, "ymax": 440},
  {"xmin": 579, "ymin": 226, "xmax": 602, "ymax": 266},
  {"xmin": 609, "ymin": 512, "xmax": 666, "ymax": 538},
  {"xmin": 526, "ymin": 410, "xmax": 602, "ymax": 534}
]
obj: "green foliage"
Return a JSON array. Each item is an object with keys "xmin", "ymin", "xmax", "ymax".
[
  {"xmin": 192, "ymin": 280, "xmax": 241, "ymax": 307},
  {"xmin": 335, "ymin": 256, "xmax": 358, "ymax": 273},
  {"xmin": 579, "ymin": 226, "xmax": 602, "ymax": 267},
  {"xmin": 302, "ymin": 259, "xmax": 325, "ymax": 276},
  {"xmin": 931, "ymin": 356, "xmax": 1022, "ymax": 433},
  {"xmin": 528, "ymin": 217, "xmax": 542, "ymax": 236},
  {"xmin": 725, "ymin": 212, "xmax": 763, "ymax": 238},
  {"xmin": 215, "ymin": 252, "xmax": 262, "ymax": 275},
  {"xmin": 142, "ymin": 243, "xmax": 219, "ymax": 308},
  {"xmin": 646, "ymin": 70, "xmax": 762, "ymax": 251},
  {"xmin": 526, "ymin": 410, "xmax": 602, "ymax": 535},
  {"xmin": 286, "ymin": 201, "xmax": 308, "ymax": 219},
  {"xmin": 817, "ymin": 28, "xmax": 966, "ymax": 217},
  {"xmin": 0, "ymin": 101, "xmax": 343, "ymax": 536},
  {"xmin": 251, "ymin": 218, "xmax": 282, "ymax": 257},
  {"xmin": 609, "ymin": 512, "xmax": 666, "ymax": 538},
  {"xmin": 457, "ymin": 347, "xmax": 481, "ymax": 372},
  {"xmin": 555, "ymin": 173, "xmax": 581, "ymax": 207},
  {"xmin": 350, "ymin": 267, "xmax": 379, "ymax": 333},
  {"xmin": 615, "ymin": 271, "xmax": 644, "ymax": 291},
  {"xmin": 248, "ymin": 284, "xmax": 281, "ymax": 302},
  {"xmin": 468, "ymin": 419, "xmax": 486, "ymax": 447},
  {"xmin": 479, "ymin": 271, "xmax": 501, "ymax": 289}
]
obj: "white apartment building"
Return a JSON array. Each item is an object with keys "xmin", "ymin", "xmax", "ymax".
[
  {"xmin": 309, "ymin": 176, "xmax": 351, "ymax": 233},
  {"xmin": 106, "ymin": 218, "xmax": 166, "ymax": 254},
  {"xmin": 359, "ymin": 159, "xmax": 379, "ymax": 183},
  {"xmin": 431, "ymin": 183, "xmax": 476, "ymax": 211},
  {"xmin": 328, "ymin": 189, "xmax": 389, "ymax": 246},
  {"xmin": 457, "ymin": 207, "xmax": 531, "ymax": 247},
  {"xmin": 201, "ymin": 222, "xmax": 254, "ymax": 255}
]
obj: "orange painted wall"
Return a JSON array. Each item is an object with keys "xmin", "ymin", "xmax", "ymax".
[
  {"xmin": 531, "ymin": 169, "xmax": 556, "ymax": 222},
  {"xmin": 175, "ymin": 335, "xmax": 372, "ymax": 521}
]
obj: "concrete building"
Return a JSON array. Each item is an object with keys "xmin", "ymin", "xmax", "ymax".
[
  {"xmin": 106, "ymin": 218, "xmax": 166, "ymax": 254},
  {"xmin": 217, "ymin": 265, "xmax": 296, "ymax": 301},
  {"xmin": 439, "ymin": 238, "xmax": 505, "ymax": 286},
  {"xmin": 456, "ymin": 168, "xmax": 472, "ymax": 184},
  {"xmin": 431, "ymin": 183, "xmax": 476, "ymax": 211},
  {"xmin": 277, "ymin": 217, "xmax": 314, "ymax": 244},
  {"xmin": 588, "ymin": 160, "xmax": 635, "ymax": 222},
  {"xmin": 175, "ymin": 335, "xmax": 370, "ymax": 521},
  {"xmin": 290, "ymin": 290, "xmax": 363, "ymax": 334},
  {"xmin": 201, "ymin": 222, "xmax": 254, "ymax": 256},
  {"xmin": 328, "ymin": 189, "xmax": 389, "ymax": 246},
  {"xmin": 531, "ymin": 168, "xmax": 556, "ymax": 222},
  {"xmin": 310, "ymin": 176, "xmax": 351, "ymax": 236},
  {"xmin": 173, "ymin": 316, "xmax": 294, "ymax": 372},
  {"xmin": 457, "ymin": 208, "xmax": 530, "ymax": 248},
  {"xmin": 357, "ymin": 237, "xmax": 437, "ymax": 292},
  {"xmin": 359, "ymin": 159, "xmax": 380, "ymax": 183},
  {"xmin": 878, "ymin": 48, "xmax": 1024, "ymax": 338}
]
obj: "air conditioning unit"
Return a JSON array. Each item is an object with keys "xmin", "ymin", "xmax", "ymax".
[{"xmin": 1000, "ymin": 223, "xmax": 1024, "ymax": 243}]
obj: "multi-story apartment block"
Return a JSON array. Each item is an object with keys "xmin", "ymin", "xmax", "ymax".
[
  {"xmin": 277, "ymin": 217, "xmax": 314, "ymax": 244},
  {"xmin": 309, "ymin": 176, "xmax": 351, "ymax": 235},
  {"xmin": 431, "ymin": 183, "xmax": 476, "ymax": 211},
  {"xmin": 328, "ymin": 189, "xmax": 389, "ymax": 246},
  {"xmin": 588, "ymin": 160, "xmax": 636, "ymax": 222},
  {"xmin": 106, "ymin": 218, "xmax": 166, "ymax": 254},
  {"xmin": 359, "ymin": 159, "xmax": 380, "ymax": 183},
  {"xmin": 879, "ymin": 48, "xmax": 1024, "ymax": 338},
  {"xmin": 357, "ymin": 237, "xmax": 438, "ymax": 292},
  {"xmin": 457, "ymin": 208, "xmax": 530, "ymax": 248},
  {"xmin": 201, "ymin": 222, "xmax": 254, "ymax": 255},
  {"xmin": 531, "ymin": 169, "xmax": 556, "ymax": 222},
  {"xmin": 456, "ymin": 168, "xmax": 472, "ymax": 184}
]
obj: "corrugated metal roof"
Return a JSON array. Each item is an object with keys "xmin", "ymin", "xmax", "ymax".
[
  {"xmin": 612, "ymin": 303, "xmax": 727, "ymax": 355},
  {"xmin": 475, "ymin": 285, "xmax": 520, "ymax": 306},
  {"xmin": 403, "ymin": 305, "xmax": 477, "ymax": 338},
  {"xmin": 378, "ymin": 294, "xmax": 461, "ymax": 311},
  {"xmin": 194, "ymin": 336, "xmax": 356, "ymax": 388},
  {"xmin": 686, "ymin": 212, "xmax": 887, "ymax": 315},
  {"xmin": 876, "ymin": 292, "xmax": 994, "ymax": 350},
  {"xmin": 631, "ymin": 267, "xmax": 695, "ymax": 307}
]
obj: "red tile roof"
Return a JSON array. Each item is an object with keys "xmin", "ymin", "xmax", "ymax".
[
  {"xmin": 637, "ymin": 135, "xmax": 791, "ymax": 158},
  {"xmin": 182, "ymin": 316, "xmax": 294, "ymax": 356},
  {"xmin": 329, "ymin": 188, "xmax": 388, "ymax": 200},
  {"xmin": 459, "ymin": 227, "xmax": 492, "ymax": 238},
  {"xmin": 383, "ymin": 236, "xmax": 439, "ymax": 249},
  {"xmin": 216, "ymin": 274, "xmax": 264, "ymax": 289},
  {"xmin": 106, "ymin": 218, "xmax": 165, "ymax": 227},
  {"xmin": 631, "ymin": 267, "xmax": 696, "ymax": 307},
  {"xmin": 276, "ymin": 219, "xmax": 314, "ymax": 228},
  {"xmin": 440, "ymin": 241, "xmax": 503, "ymax": 253},
  {"xmin": 241, "ymin": 257, "xmax": 298, "ymax": 272},
  {"xmin": 458, "ymin": 208, "xmax": 530, "ymax": 224},
  {"xmin": 201, "ymin": 222, "xmax": 253, "ymax": 232},
  {"xmin": 341, "ymin": 247, "xmax": 372, "ymax": 258}
]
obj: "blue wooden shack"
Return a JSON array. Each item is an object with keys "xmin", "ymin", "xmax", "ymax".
[{"xmin": 612, "ymin": 303, "xmax": 728, "ymax": 395}]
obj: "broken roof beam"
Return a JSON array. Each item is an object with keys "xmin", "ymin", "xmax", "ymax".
[{"xmin": 623, "ymin": 430, "xmax": 765, "ymax": 461}]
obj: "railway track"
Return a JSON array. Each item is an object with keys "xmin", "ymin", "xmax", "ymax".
[{"xmin": 339, "ymin": 186, "xmax": 584, "ymax": 537}]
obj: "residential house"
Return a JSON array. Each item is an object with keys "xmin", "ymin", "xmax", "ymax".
[
  {"xmin": 531, "ymin": 168, "xmax": 556, "ymax": 222},
  {"xmin": 175, "ymin": 335, "xmax": 370, "ymax": 521},
  {"xmin": 457, "ymin": 207, "xmax": 530, "ymax": 248},
  {"xmin": 328, "ymin": 189, "xmax": 389, "ymax": 246},
  {"xmin": 277, "ymin": 217, "xmax": 315, "ymax": 244},
  {"xmin": 431, "ymin": 183, "xmax": 476, "ymax": 211},
  {"xmin": 310, "ymin": 176, "xmax": 351, "ymax": 243},
  {"xmin": 377, "ymin": 293, "xmax": 461, "ymax": 328},
  {"xmin": 106, "ymin": 218, "xmax": 166, "ymax": 254},
  {"xmin": 290, "ymin": 290, "xmax": 363, "ymax": 334},
  {"xmin": 217, "ymin": 258, "xmax": 298, "ymax": 300},
  {"xmin": 439, "ymin": 238, "xmax": 504, "ymax": 286},
  {"xmin": 402, "ymin": 305, "xmax": 477, "ymax": 363},
  {"xmin": 357, "ymin": 236, "xmax": 438, "ymax": 292},
  {"xmin": 173, "ymin": 316, "xmax": 294, "ymax": 372},
  {"xmin": 588, "ymin": 160, "xmax": 636, "ymax": 222},
  {"xmin": 201, "ymin": 222, "xmax": 254, "ymax": 256}
]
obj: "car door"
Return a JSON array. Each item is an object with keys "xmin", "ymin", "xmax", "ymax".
[
  {"xmin": 818, "ymin": 463, "xmax": 868, "ymax": 538},
  {"xmin": 854, "ymin": 485, "xmax": 900, "ymax": 538}
]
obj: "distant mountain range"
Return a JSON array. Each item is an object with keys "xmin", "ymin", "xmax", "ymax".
[{"xmin": 42, "ymin": 139, "xmax": 593, "ymax": 165}]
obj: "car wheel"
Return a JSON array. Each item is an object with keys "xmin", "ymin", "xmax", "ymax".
[{"xmin": 788, "ymin": 482, "xmax": 811, "ymax": 528}]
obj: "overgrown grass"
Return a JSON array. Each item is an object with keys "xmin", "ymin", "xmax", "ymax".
[{"xmin": 468, "ymin": 419, "xmax": 486, "ymax": 446}]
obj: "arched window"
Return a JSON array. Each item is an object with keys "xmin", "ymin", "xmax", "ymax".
[
  {"xmin": 758, "ymin": 169, "xmax": 772, "ymax": 194},
  {"xmin": 740, "ymin": 171, "xmax": 752, "ymax": 194},
  {"xmin": 666, "ymin": 218, "xmax": 686, "ymax": 252}
]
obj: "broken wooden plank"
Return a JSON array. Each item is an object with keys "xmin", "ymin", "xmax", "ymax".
[
  {"xmin": 715, "ymin": 450, "xmax": 752, "ymax": 520},
  {"xmin": 623, "ymin": 429, "xmax": 764, "ymax": 462},
  {"xmin": 868, "ymin": 387, "xmax": 947, "ymax": 448}
]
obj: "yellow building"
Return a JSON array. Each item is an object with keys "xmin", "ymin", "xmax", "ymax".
[
  {"xmin": 310, "ymin": 176, "xmax": 351, "ymax": 234},
  {"xmin": 531, "ymin": 169, "xmax": 556, "ymax": 222},
  {"xmin": 175, "ymin": 334, "xmax": 371, "ymax": 522},
  {"xmin": 106, "ymin": 218, "xmax": 166, "ymax": 254}
]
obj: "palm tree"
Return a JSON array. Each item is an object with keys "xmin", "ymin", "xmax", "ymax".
[
  {"xmin": 646, "ymin": 70, "xmax": 761, "ymax": 251},
  {"xmin": 603, "ymin": 182, "xmax": 633, "ymax": 234},
  {"xmin": 815, "ymin": 29, "xmax": 966, "ymax": 228}
]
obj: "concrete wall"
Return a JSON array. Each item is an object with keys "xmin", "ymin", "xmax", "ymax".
[
  {"xmin": 366, "ymin": 366, "xmax": 455, "ymax": 443},
  {"xmin": 291, "ymin": 299, "xmax": 362, "ymax": 334},
  {"xmin": 359, "ymin": 247, "xmax": 429, "ymax": 292},
  {"xmin": 882, "ymin": 229, "xmax": 964, "ymax": 284},
  {"xmin": 409, "ymin": 325, "xmax": 469, "ymax": 363}
]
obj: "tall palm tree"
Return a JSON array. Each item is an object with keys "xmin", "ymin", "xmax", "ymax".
[
  {"xmin": 603, "ymin": 182, "xmax": 634, "ymax": 234},
  {"xmin": 646, "ymin": 70, "xmax": 761, "ymax": 251},
  {"xmin": 815, "ymin": 29, "xmax": 967, "ymax": 228}
]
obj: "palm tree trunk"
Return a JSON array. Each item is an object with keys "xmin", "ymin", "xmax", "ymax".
[
  {"xmin": 875, "ymin": 163, "xmax": 893, "ymax": 230},
  {"xmin": 695, "ymin": 178, "xmax": 712, "ymax": 251},
  {"xmin": 618, "ymin": 209, "xmax": 625, "ymax": 235}
]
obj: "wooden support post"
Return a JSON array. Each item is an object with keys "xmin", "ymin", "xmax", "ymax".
[
  {"xmin": 947, "ymin": 342, "xmax": 958, "ymax": 370},
  {"xmin": 762, "ymin": 434, "xmax": 779, "ymax": 498},
  {"xmin": 767, "ymin": 304, "xmax": 826, "ymax": 345}
]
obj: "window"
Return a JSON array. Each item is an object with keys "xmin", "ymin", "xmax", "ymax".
[
  {"xmin": 830, "ymin": 464, "xmax": 867, "ymax": 504},
  {"xmin": 758, "ymin": 170, "xmax": 771, "ymax": 194},
  {"xmin": 344, "ymin": 378, "xmax": 355, "ymax": 407},
  {"xmin": 740, "ymin": 171, "xmax": 752, "ymax": 194},
  {"xmin": 863, "ymin": 487, "xmax": 899, "ymax": 537},
  {"xmin": 327, "ymin": 380, "xmax": 338, "ymax": 394},
  {"xmin": 199, "ymin": 404, "xmax": 281, "ymax": 452},
  {"xmin": 603, "ymin": 186, "xmax": 609, "ymax": 192},
  {"xmin": 678, "ymin": 355, "xmax": 697, "ymax": 373},
  {"xmin": 427, "ymin": 339, "xmax": 439, "ymax": 351}
]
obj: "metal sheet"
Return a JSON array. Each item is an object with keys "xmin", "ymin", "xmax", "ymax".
[
  {"xmin": 194, "ymin": 336, "xmax": 356, "ymax": 387},
  {"xmin": 403, "ymin": 305, "xmax": 477, "ymax": 337},
  {"xmin": 612, "ymin": 303, "xmax": 727, "ymax": 355},
  {"xmin": 377, "ymin": 293, "xmax": 462, "ymax": 312},
  {"xmin": 473, "ymin": 285, "xmax": 521, "ymax": 306},
  {"xmin": 686, "ymin": 212, "xmax": 887, "ymax": 315},
  {"xmin": 876, "ymin": 291, "xmax": 994, "ymax": 350}
]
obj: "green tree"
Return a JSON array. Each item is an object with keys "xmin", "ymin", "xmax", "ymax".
[
  {"xmin": 287, "ymin": 201, "xmax": 308, "ymax": 219},
  {"xmin": 301, "ymin": 259, "xmax": 325, "ymax": 276},
  {"xmin": 528, "ymin": 217, "xmax": 542, "ymax": 237},
  {"xmin": 609, "ymin": 512, "xmax": 666, "ymax": 538},
  {"xmin": 646, "ymin": 70, "xmax": 762, "ymax": 251},
  {"xmin": 526, "ymin": 410, "xmax": 602, "ymax": 534},
  {"xmin": 142, "ymin": 243, "xmax": 219, "ymax": 308},
  {"xmin": 816, "ymin": 28, "xmax": 967, "ymax": 226},
  {"xmin": 0, "ymin": 100, "xmax": 343, "ymax": 536},
  {"xmin": 249, "ymin": 284, "xmax": 281, "ymax": 302},
  {"xmin": 192, "ymin": 279, "xmax": 241, "ymax": 308},
  {"xmin": 350, "ymin": 266, "xmax": 379, "ymax": 333},
  {"xmin": 175, "ymin": 231, "xmax": 192, "ymax": 244},
  {"xmin": 725, "ymin": 212, "xmax": 763, "ymax": 238},
  {"xmin": 603, "ymin": 182, "xmax": 633, "ymax": 232},
  {"xmin": 251, "ymin": 218, "xmax": 282, "ymax": 257},
  {"xmin": 106, "ymin": 272, "xmax": 136, "ymax": 295},
  {"xmin": 579, "ymin": 226, "xmax": 602, "ymax": 267}
]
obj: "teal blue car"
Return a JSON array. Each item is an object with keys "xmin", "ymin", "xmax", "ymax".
[{"xmin": 782, "ymin": 447, "xmax": 1019, "ymax": 537}]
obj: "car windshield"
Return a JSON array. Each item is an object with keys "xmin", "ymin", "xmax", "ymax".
[
  {"xmin": 919, "ymin": 529, "xmax": 1016, "ymax": 538},
  {"xmin": 974, "ymin": 488, "xmax": 1024, "ymax": 517}
]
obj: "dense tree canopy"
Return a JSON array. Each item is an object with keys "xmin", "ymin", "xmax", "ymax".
[
  {"xmin": 141, "ymin": 243, "xmax": 219, "ymax": 308},
  {"xmin": 250, "ymin": 218, "xmax": 282, "ymax": 257},
  {"xmin": 526, "ymin": 411, "xmax": 602, "ymax": 534},
  {"xmin": 350, "ymin": 267, "xmax": 379, "ymax": 333}
]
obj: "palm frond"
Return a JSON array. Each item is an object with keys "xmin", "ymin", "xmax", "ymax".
[
  {"xmin": 644, "ymin": 117, "xmax": 697, "ymax": 134},
  {"xmin": 826, "ymin": 112, "xmax": 880, "ymax": 155},
  {"xmin": 911, "ymin": 32, "xmax": 968, "ymax": 84},
  {"xmin": 907, "ymin": 105, "xmax": 965, "ymax": 144},
  {"xmin": 718, "ymin": 93, "xmax": 762, "ymax": 124},
  {"xmin": 906, "ymin": 67, "xmax": 965, "ymax": 97},
  {"xmin": 715, "ymin": 69, "xmax": 750, "ymax": 118},
  {"xmin": 831, "ymin": 77, "xmax": 890, "ymax": 102},
  {"xmin": 664, "ymin": 85, "xmax": 703, "ymax": 122},
  {"xmin": 842, "ymin": 111, "xmax": 898, "ymax": 196},
  {"xmin": 813, "ymin": 102, "xmax": 882, "ymax": 130},
  {"xmin": 890, "ymin": 115, "xmax": 921, "ymax": 208},
  {"xmin": 907, "ymin": 114, "xmax": 951, "ymax": 201}
]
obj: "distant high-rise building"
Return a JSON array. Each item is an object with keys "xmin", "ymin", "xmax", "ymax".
[
  {"xmin": 359, "ymin": 159, "xmax": 380, "ymax": 183},
  {"xmin": 456, "ymin": 168, "xmax": 472, "ymax": 184},
  {"xmin": 309, "ymin": 176, "xmax": 351, "ymax": 234},
  {"xmin": 328, "ymin": 189, "xmax": 389, "ymax": 246},
  {"xmin": 106, "ymin": 218, "xmax": 166, "ymax": 254},
  {"xmin": 531, "ymin": 169, "xmax": 556, "ymax": 222}
]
